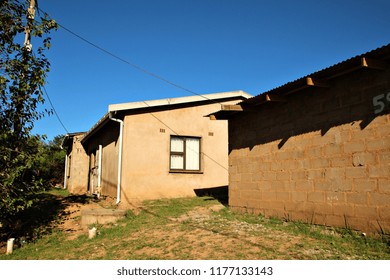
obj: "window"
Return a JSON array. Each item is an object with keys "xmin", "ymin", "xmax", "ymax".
[{"xmin": 170, "ymin": 136, "xmax": 201, "ymax": 171}]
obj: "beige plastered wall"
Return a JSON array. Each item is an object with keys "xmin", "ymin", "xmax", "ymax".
[
  {"xmin": 85, "ymin": 125, "xmax": 120, "ymax": 198},
  {"xmin": 119, "ymin": 101, "xmax": 237, "ymax": 204}
]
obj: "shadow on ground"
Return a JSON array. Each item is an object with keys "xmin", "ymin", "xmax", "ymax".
[
  {"xmin": 0, "ymin": 192, "xmax": 93, "ymax": 245},
  {"xmin": 194, "ymin": 185, "xmax": 228, "ymax": 206}
]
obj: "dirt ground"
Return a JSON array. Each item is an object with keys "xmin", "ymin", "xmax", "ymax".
[
  {"xmin": 53, "ymin": 198, "xmax": 331, "ymax": 259},
  {"xmin": 36, "ymin": 197, "xmax": 273, "ymax": 259},
  {"xmin": 57, "ymin": 199, "xmax": 225, "ymax": 240},
  {"xmin": 2, "ymin": 194, "xmax": 387, "ymax": 259}
]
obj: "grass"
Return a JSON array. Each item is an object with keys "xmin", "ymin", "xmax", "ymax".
[
  {"xmin": 1, "ymin": 196, "xmax": 389, "ymax": 260},
  {"xmin": 46, "ymin": 187, "xmax": 71, "ymax": 197}
]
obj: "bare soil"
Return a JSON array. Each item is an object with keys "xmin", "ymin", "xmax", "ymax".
[
  {"xmin": 52, "ymin": 199, "xmax": 337, "ymax": 259},
  {"xmin": 2, "ymin": 193, "xmax": 388, "ymax": 259}
]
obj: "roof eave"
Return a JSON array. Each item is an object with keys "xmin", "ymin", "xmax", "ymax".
[
  {"xmin": 243, "ymin": 44, "xmax": 390, "ymax": 107},
  {"xmin": 108, "ymin": 90, "xmax": 252, "ymax": 112},
  {"xmin": 81, "ymin": 90, "xmax": 253, "ymax": 144},
  {"xmin": 61, "ymin": 132, "xmax": 86, "ymax": 149},
  {"xmin": 80, "ymin": 113, "xmax": 110, "ymax": 145}
]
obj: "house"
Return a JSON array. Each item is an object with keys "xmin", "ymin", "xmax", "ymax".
[
  {"xmin": 61, "ymin": 132, "xmax": 88, "ymax": 194},
  {"xmin": 211, "ymin": 44, "xmax": 390, "ymax": 233},
  {"xmin": 62, "ymin": 91, "xmax": 252, "ymax": 205}
]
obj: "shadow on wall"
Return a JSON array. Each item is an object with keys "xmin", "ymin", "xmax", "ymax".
[
  {"xmin": 194, "ymin": 185, "xmax": 228, "ymax": 206},
  {"xmin": 230, "ymin": 69, "xmax": 390, "ymax": 152}
]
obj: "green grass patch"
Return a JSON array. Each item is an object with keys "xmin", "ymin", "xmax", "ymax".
[
  {"xmin": 143, "ymin": 196, "xmax": 217, "ymax": 217},
  {"xmin": 46, "ymin": 187, "xmax": 70, "ymax": 197},
  {"xmin": 1, "ymin": 196, "xmax": 389, "ymax": 260}
]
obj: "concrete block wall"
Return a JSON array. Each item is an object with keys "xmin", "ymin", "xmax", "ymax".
[
  {"xmin": 229, "ymin": 68, "xmax": 390, "ymax": 233},
  {"xmin": 67, "ymin": 134, "xmax": 89, "ymax": 194}
]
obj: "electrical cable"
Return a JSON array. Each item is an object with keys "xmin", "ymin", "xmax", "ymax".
[
  {"xmin": 42, "ymin": 84, "xmax": 69, "ymax": 134},
  {"xmin": 29, "ymin": 49, "xmax": 70, "ymax": 135},
  {"xmin": 37, "ymin": 7, "xmax": 230, "ymax": 171},
  {"xmin": 37, "ymin": 6, "xmax": 224, "ymax": 106}
]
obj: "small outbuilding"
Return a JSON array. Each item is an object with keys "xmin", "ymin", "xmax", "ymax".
[
  {"xmin": 62, "ymin": 91, "xmax": 251, "ymax": 205},
  {"xmin": 61, "ymin": 132, "xmax": 88, "ymax": 194},
  {"xmin": 211, "ymin": 44, "xmax": 390, "ymax": 233}
]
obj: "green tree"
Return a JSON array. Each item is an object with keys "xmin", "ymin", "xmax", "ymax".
[
  {"xmin": 0, "ymin": 0, "xmax": 57, "ymax": 227},
  {"xmin": 38, "ymin": 135, "xmax": 66, "ymax": 186}
]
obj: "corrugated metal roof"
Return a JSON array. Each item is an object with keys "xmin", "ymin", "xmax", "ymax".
[{"xmin": 243, "ymin": 43, "xmax": 390, "ymax": 106}]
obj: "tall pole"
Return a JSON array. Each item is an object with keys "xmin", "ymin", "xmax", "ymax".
[
  {"xmin": 23, "ymin": 0, "xmax": 36, "ymax": 52},
  {"xmin": 13, "ymin": 0, "xmax": 37, "ymax": 144}
]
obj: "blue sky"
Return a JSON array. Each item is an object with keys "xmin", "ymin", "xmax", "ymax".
[{"xmin": 32, "ymin": 0, "xmax": 390, "ymax": 140}]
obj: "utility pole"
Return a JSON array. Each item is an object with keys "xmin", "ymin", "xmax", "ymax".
[
  {"xmin": 23, "ymin": 0, "xmax": 36, "ymax": 52},
  {"xmin": 13, "ymin": 0, "xmax": 37, "ymax": 146}
]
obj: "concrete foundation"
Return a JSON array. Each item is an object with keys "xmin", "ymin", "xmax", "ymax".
[{"xmin": 81, "ymin": 209, "xmax": 127, "ymax": 227}]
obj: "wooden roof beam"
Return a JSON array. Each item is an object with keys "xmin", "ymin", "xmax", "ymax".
[
  {"xmin": 207, "ymin": 104, "xmax": 243, "ymax": 120},
  {"xmin": 361, "ymin": 57, "xmax": 387, "ymax": 70},
  {"xmin": 283, "ymin": 77, "xmax": 329, "ymax": 96},
  {"xmin": 220, "ymin": 104, "xmax": 243, "ymax": 111},
  {"xmin": 306, "ymin": 77, "xmax": 330, "ymax": 87},
  {"xmin": 250, "ymin": 93, "xmax": 287, "ymax": 105},
  {"xmin": 265, "ymin": 94, "xmax": 287, "ymax": 102}
]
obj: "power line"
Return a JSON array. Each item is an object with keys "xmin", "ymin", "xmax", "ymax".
[
  {"xmin": 142, "ymin": 101, "xmax": 228, "ymax": 172},
  {"xmin": 30, "ymin": 50, "xmax": 69, "ymax": 134},
  {"xmin": 42, "ymin": 84, "xmax": 69, "ymax": 134},
  {"xmin": 22, "ymin": 2, "xmax": 69, "ymax": 136},
  {"xmin": 37, "ymin": 8, "xmax": 229, "ymax": 171},
  {"xmin": 59, "ymin": 22, "xmax": 200, "ymax": 96},
  {"xmin": 54, "ymin": 17, "xmax": 229, "ymax": 171},
  {"xmin": 36, "ymin": 10, "xmax": 224, "ymax": 106}
]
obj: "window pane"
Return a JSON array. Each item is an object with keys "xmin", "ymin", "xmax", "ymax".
[
  {"xmin": 171, "ymin": 137, "xmax": 184, "ymax": 152},
  {"xmin": 185, "ymin": 138, "xmax": 200, "ymax": 170},
  {"xmin": 170, "ymin": 155, "xmax": 184, "ymax": 169}
]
